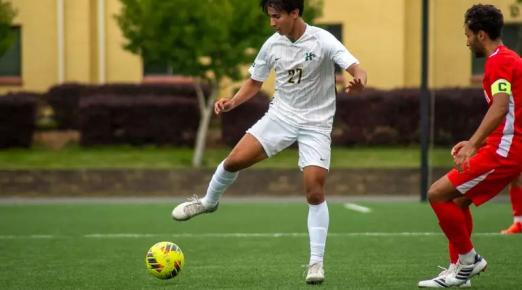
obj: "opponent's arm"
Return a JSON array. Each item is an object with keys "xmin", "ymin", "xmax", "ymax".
[
  {"xmin": 214, "ymin": 78, "xmax": 263, "ymax": 115},
  {"xmin": 453, "ymin": 91, "xmax": 510, "ymax": 171}
]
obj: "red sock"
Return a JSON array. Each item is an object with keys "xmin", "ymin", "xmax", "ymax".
[
  {"xmin": 431, "ymin": 201, "xmax": 473, "ymax": 255},
  {"xmin": 463, "ymin": 206, "xmax": 473, "ymax": 234},
  {"xmin": 448, "ymin": 206, "xmax": 472, "ymax": 263},
  {"xmin": 448, "ymin": 242, "xmax": 458, "ymax": 264},
  {"xmin": 510, "ymin": 185, "xmax": 522, "ymax": 218}
]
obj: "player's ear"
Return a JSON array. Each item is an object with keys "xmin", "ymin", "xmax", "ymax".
[
  {"xmin": 290, "ymin": 8, "xmax": 299, "ymax": 19},
  {"xmin": 477, "ymin": 30, "xmax": 487, "ymax": 41}
]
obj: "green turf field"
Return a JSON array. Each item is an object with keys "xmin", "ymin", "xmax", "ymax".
[{"xmin": 0, "ymin": 200, "xmax": 519, "ymax": 289}]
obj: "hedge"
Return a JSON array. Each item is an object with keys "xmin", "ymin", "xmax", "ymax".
[
  {"xmin": 222, "ymin": 87, "xmax": 487, "ymax": 147},
  {"xmin": 220, "ymin": 91, "xmax": 270, "ymax": 147},
  {"xmin": 0, "ymin": 92, "xmax": 38, "ymax": 148},
  {"xmin": 47, "ymin": 82, "xmax": 210, "ymax": 130},
  {"xmin": 79, "ymin": 95, "xmax": 200, "ymax": 146}
]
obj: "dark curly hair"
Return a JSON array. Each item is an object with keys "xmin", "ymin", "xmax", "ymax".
[
  {"xmin": 260, "ymin": 0, "xmax": 304, "ymax": 16},
  {"xmin": 465, "ymin": 4, "xmax": 503, "ymax": 40}
]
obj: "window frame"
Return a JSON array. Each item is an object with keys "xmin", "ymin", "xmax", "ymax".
[{"xmin": 0, "ymin": 25, "xmax": 22, "ymax": 86}]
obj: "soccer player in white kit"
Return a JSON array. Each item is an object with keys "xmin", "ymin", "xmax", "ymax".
[{"xmin": 172, "ymin": 0, "xmax": 367, "ymax": 284}]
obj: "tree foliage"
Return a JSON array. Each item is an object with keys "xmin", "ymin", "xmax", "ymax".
[
  {"xmin": 0, "ymin": 0, "xmax": 17, "ymax": 57},
  {"xmin": 116, "ymin": 0, "xmax": 322, "ymax": 81}
]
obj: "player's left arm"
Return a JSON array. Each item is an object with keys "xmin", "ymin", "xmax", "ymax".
[
  {"xmin": 345, "ymin": 63, "xmax": 367, "ymax": 94},
  {"xmin": 453, "ymin": 79, "xmax": 510, "ymax": 170},
  {"xmin": 469, "ymin": 88, "xmax": 510, "ymax": 148},
  {"xmin": 322, "ymin": 30, "xmax": 367, "ymax": 94}
]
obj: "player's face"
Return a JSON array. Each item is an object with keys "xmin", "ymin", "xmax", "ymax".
[
  {"xmin": 266, "ymin": 6, "xmax": 298, "ymax": 37},
  {"xmin": 465, "ymin": 25, "xmax": 486, "ymax": 58}
]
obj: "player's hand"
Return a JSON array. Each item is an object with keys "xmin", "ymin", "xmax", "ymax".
[
  {"xmin": 451, "ymin": 141, "xmax": 465, "ymax": 157},
  {"xmin": 452, "ymin": 141, "xmax": 477, "ymax": 173},
  {"xmin": 345, "ymin": 78, "xmax": 365, "ymax": 95},
  {"xmin": 214, "ymin": 98, "xmax": 235, "ymax": 115}
]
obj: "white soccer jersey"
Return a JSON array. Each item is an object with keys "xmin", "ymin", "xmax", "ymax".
[{"xmin": 249, "ymin": 24, "xmax": 359, "ymax": 131}]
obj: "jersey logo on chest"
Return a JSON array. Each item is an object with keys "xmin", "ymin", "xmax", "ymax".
[{"xmin": 305, "ymin": 52, "xmax": 316, "ymax": 61}]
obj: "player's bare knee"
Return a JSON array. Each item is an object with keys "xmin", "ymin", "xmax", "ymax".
[
  {"xmin": 306, "ymin": 191, "xmax": 325, "ymax": 205},
  {"xmin": 223, "ymin": 158, "xmax": 241, "ymax": 172},
  {"xmin": 427, "ymin": 184, "xmax": 443, "ymax": 203}
]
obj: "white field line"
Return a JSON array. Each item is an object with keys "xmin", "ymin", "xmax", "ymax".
[
  {"xmin": 343, "ymin": 203, "xmax": 372, "ymax": 213},
  {"xmin": 0, "ymin": 232, "xmax": 505, "ymax": 239}
]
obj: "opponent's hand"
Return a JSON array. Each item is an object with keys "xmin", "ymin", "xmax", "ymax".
[
  {"xmin": 214, "ymin": 98, "xmax": 235, "ymax": 115},
  {"xmin": 345, "ymin": 78, "xmax": 365, "ymax": 95},
  {"xmin": 452, "ymin": 141, "xmax": 477, "ymax": 173}
]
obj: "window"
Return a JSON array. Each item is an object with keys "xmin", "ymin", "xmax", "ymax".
[
  {"xmin": 472, "ymin": 23, "xmax": 522, "ymax": 76},
  {"xmin": 0, "ymin": 26, "xmax": 22, "ymax": 84}
]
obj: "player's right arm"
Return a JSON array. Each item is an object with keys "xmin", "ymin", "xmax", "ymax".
[
  {"xmin": 453, "ymin": 90, "xmax": 510, "ymax": 171},
  {"xmin": 215, "ymin": 35, "xmax": 274, "ymax": 115},
  {"xmin": 214, "ymin": 79, "xmax": 263, "ymax": 115},
  {"xmin": 453, "ymin": 58, "xmax": 512, "ymax": 171}
]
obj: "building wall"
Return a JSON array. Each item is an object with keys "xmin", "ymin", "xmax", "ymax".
[
  {"xmin": 2, "ymin": 0, "xmax": 522, "ymax": 94},
  {"xmin": 404, "ymin": 0, "xmax": 421, "ymax": 88},
  {"xmin": 319, "ymin": 0, "xmax": 407, "ymax": 89},
  {"xmin": 65, "ymin": 0, "xmax": 92, "ymax": 83},
  {"xmin": 0, "ymin": 0, "xmax": 141, "ymax": 94},
  {"xmin": 105, "ymin": 0, "xmax": 141, "ymax": 82}
]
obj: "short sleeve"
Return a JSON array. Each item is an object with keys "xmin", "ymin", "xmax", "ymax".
[
  {"xmin": 486, "ymin": 56, "xmax": 513, "ymax": 96},
  {"xmin": 248, "ymin": 38, "xmax": 273, "ymax": 82},
  {"xmin": 321, "ymin": 30, "xmax": 358, "ymax": 70}
]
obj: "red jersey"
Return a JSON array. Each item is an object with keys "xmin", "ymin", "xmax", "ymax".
[{"xmin": 482, "ymin": 45, "xmax": 522, "ymax": 159}]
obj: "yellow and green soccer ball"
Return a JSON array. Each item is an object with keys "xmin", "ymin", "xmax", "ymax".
[{"xmin": 145, "ymin": 241, "xmax": 185, "ymax": 279}]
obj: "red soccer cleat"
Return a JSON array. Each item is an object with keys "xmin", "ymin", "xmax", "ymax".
[{"xmin": 501, "ymin": 222, "xmax": 522, "ymax": 234}]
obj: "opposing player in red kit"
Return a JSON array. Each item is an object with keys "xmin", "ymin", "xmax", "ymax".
[{"xmin": 418, "ymin": 4, "xmax": 522, "ymax": 288}]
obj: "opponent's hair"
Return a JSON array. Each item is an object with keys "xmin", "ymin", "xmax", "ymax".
[
  {"xmin": 260, "ymin": 0, "xmax": 304, "ymax": 16},
  {"xmin": 465, "ymin": 4, "xmax": 503, "ymax": 40}
]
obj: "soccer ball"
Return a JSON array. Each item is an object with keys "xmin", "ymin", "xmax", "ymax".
[{"xmin": 145, "ymin": 241, "xmax": 185, "ymax": 279}]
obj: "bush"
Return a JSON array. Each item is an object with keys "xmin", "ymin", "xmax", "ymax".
[
  {"xmin": 221, "ymin": 91, "xmax": 270, "ymax": 146},
  {"xmin": 335, "ymin": 88, "xmax": 419, "ymax": 145},
  {"xmin": 334, "ymin": 87, "xmax": 485, "ymax": 146},
  {"xmin": 47, "ymin": 82, "xmax": 210, "ymax": 129},
  {"xmin": 432, "ymin": 88, "xmax": 487, "ymax": 145},
  {"xmin": 79, "ymin": 95, "xmax": 200, "ymax": 146},
  {"xmin": 0, "ymin": 93, "xmax": 38, "ymax": 148}
]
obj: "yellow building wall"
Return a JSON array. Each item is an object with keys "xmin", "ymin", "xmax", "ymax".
[
  {"xmin": 319, "ymin": 0, "xmax": 407, "ymax": 90},
  {"xmin": 3, "ymin": 0, "xmax": 522, "ymax": 95},
  {"xmin": 65, "ymin": 0, "xmax": 93, "ymax": 83},
  {"xmin": 105, "ymin": 0, "xmax": 142, "ymax": 82},
  {"xmin": 404, "ymin": 0, "xmax": 421, "ymax": 88}
]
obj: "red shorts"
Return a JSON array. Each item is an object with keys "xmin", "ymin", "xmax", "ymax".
[{"xmin": 447, "ymin": 147, "xmax": 522, "ymax": 206}]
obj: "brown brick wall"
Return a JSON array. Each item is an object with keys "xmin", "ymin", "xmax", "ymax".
[{"xmin": 0, "ymin": 168, "xmax": 453, "ymax": 197}]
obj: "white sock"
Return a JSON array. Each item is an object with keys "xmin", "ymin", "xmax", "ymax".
[
  {"xmin": 308, "ymin": 201, "xmax": 329, "ymax": 265},
  {"xmin": 458, "ymin": 248, "xmax": 477, "ymax": 265},
  {"xmin": 514, "ymin": 216, "xmax": 522, "ymax": 223},
  {"xmin": 200, "ymin": 161, "xmax": 238, "ymax": 208}
]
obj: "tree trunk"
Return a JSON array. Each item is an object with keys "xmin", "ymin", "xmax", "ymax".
[{"xmin": 192, "ymin": 78, "xmax": 218, "ymax": 167}]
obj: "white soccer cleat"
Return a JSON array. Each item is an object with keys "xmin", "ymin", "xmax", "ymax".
[
  {"xmin": 305, "ymin": 262, "xmax": 324, "ymax": 284},
  {"xmin": 418, "ymin": 264, "xmax": 471, "ymax": 288},
  {"xmin": 444, "ymin": 255, "xmax": 487, "ymax": 287},
  {"xmin": 171, "ymin": 195, "xmax": 219, "ymax": 221}
]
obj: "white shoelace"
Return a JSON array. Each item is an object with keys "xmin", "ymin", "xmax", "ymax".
[{"xmin": 183, "ymin": 195, "xmax": 205, "ymax": 215}]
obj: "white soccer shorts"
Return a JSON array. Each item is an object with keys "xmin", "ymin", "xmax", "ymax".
[{"xmin": 246, "ymin": 111, "xmax": 331, "ymax": 170}]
